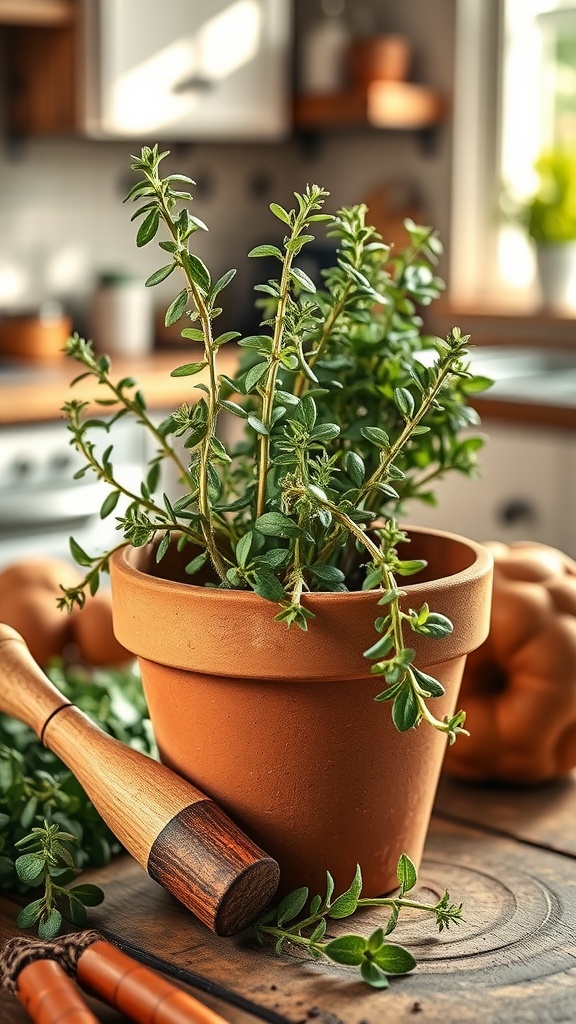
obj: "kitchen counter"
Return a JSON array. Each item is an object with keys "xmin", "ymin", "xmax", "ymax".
[
  {"xmin": 0, "ymin": 350, "xmax": 239, "ymax": 425},
  {"xmin": 2, "ymin": 345, "xmax": 576, "ymax": 429},
  {"xmin": 2, "ymin": 773, "xmax": 576, "ymax": 1022}
]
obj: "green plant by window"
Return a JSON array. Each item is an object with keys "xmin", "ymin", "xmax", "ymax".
[
  {"xmin": 60, "ymin": 144, "xmax": 491, "ymax": 743},
  {"xmin": 503, "ymin": 149, "xmax": 576, "ymax": 244}
]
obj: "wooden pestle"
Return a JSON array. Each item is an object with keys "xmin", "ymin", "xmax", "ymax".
[{"xmin": 0, "ymin": 624, "xmax": 279, "ymax": 936}]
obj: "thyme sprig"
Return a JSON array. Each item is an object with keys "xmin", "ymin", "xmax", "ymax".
[
  {"xmin": 13, "ymin": 821, "xmax": 104, "ymax": 939},
  {"xmin": 254, "ymin": 854, "xmax": 463, "ymax": 989}
]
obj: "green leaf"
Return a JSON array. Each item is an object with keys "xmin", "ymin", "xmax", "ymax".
[
  {"xmin": 372, "ymin": 943, "xmax": 416, "ymax": 975},
  {"xmin": 155, "ymin": 533, "xmax": 170, "ymax": 563},
  {"xmin": 276, "ymin": 886, "xmax": 309, "ymax": 925},
  {"xmin": 68, "ymin": 883, "xmax": 105, "ymax": 907},
  {"xmin": 235, "ymin": 532, "xmax": 253, "ymax": 568},
  {"xmin": 269, "ymin": 202, "xmax": 291, "ymax": 225},
  {"xmin": 392, "ymin": 686, "xmax": 420, "ymax": 732},
  {"xmin": 247, "ymin": 414, "xmax": 269, "ymax": 436},
  {"xmin": 328, "ymin": 865, "xmax": 362, "ymax": 919},
  {"xmin": 16, "ymin": 899, "xmax": 44, "ymax": 929},
  {"xmin": 64, "ymin": 897, "xmax": 88, "ymax": 927},
  {"xmin": 248, "ymin": 244, "xmax": 283, "ymax": 258},
  {"xmin": 397, "ymin": 853, "xmax": 418, "ymax": 895},
  {"xmin": 360, "ymin": 959, "xmax": 390, "ymax": 988},
  {"xmin": 165, "ymin": 288, "xmax": 188, "ymax": 327},
  {"xmin": 413, "ymin": 612, "xmax": 453, "ymax": 638},
  {"xmin": 69, "ymin": 537, "xmax": 93, "ymax": 568},
  {"xmin": 180, "ymin": 327, "xmax": 205, "ymax": 341},
  {"xmin": 463, "ymin": 374, "xmax": 494, "ymax": 394},
  {"xmin": 145, "ymin": 263, "xmax": 175, "ymax": 287},
  {"xmin": 251, "ymin": 570, "xmax": 286, "ymax": 603},
  {"xmin": 38, "ymin": 908, "xmax": 62, "ymax": 940},
  {"xmin": 324, "ymin": 934, "xmax": 366, "ymax": 966},
  {"xmin": 290, "ymin": 266, "xmax": 316, "ymax": 292},
  {"xmin": 394, "ymin": 387, "xmax": 415, "ymax": 419},
  {"xmin": 244, "ymin": 361, "xmax": 269, "ymax": 392},
  {"xmin": 395, "ymin": 559, "xmax": 427, "ymax": 577},
  {"xmin": 170, "ymin": 361, "xmax": 208, "ymax": 377},
  {"xmin": 411, "ymin": 666, "xmax": 445, "ymax": 697},
  {"xmin": 345, "ymin": 451, "xmax": 365, "ymax": 487},
  {"xmin": 15, "ymin": 853, "xmax": 45, "ymax": 885},
  {"xmin": 100, "ymin": 490, "xmax": 120, "ymax": 519},
  {"xmin": 238, "ymin": 335, "xmax": 273, "ymax": 353},
  {"xmin": 255, "ymin": 512, "xmax": 302, "ymax": 539},
  {"xmin": 136, "ymin": 209, "xmax": 160, "ymax": 247},
  {"xmin": 185, "ymin": 551, "xmax": 208, "ymax": 576},
  {"xmin": 363, "ymin": 633, "xmax": 394, "ymax": 660},
  {"xmin": 310, "ymin": 423, "xmax": 340, "ymax": 442},
  {"xmin": 214, "ymin": 331, "xmax": 241, "ymax": 348},
  {"xmin": 219, "ymin": 399, "xmax": 248, "ymax": 418},
  {"xmin": 308, "ymin": 564, "xmax": 346, "ymax": 587},
  {"xmin": 210, "ymin": 268, "xmax": 237, "ymax": 297},
  {"xmin": 361, "ymin": 426, "xmax": 390, "ymax": 448},
  {"xmin": 367, "ymin": 926, "xmax": 385, "ymax": 953},
  {"xmin": 182, "ymin": 251, "xmax": 211, "ymax": 293}
]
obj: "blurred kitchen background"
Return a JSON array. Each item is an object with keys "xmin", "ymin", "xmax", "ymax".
[{"xmin": 1, "ymin": 0, "xmax": 576, "ymax": 568}]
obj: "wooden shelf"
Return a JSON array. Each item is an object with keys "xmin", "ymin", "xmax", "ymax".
[
  {"xmin": 294, "ymin": 81, "xmax": 446, "ymax": 132},
  {"xmin": 0, "ymin": 0, "xmax": 74, "ymax": 26}
]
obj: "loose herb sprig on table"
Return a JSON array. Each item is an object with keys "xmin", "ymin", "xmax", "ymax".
[
  {"xmin": 60, "ymin": 144, "xmax": 492, "ymax": 742},
  {"xmin": 12, "ymin": 821, "xmax": 104, "ymax": 939},
  {"xmin": 0, "ymin": 660, "xmax": 155, "ymax": 897},
  {"xmin": 254, "ymin": 854, "xmax": 463, "ymax": 989}
]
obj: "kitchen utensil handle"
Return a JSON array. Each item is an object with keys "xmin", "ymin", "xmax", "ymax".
[
  {"xmin": 77, "ymin": 939, "xmax": 230, "ymax": 1024},
  {"xmin": 16, "ymin": 959, "xmax": 99, "ymax": 1024},
  {"xmin": 0, "ymin": 625, "xmax": 279, "ymax": 935}
]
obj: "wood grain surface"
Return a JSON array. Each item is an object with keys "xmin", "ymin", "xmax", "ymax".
[{"xmin": 2, "ymin": 774, "xmax": 576, "ymax": 1023}]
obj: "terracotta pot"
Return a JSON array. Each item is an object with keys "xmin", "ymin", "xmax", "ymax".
[
  {"xmin": 109, "ymin": 526, "xmax": 492, "ymax": 897},
  {"xmin": 347, "ymin": 34, "xmax": 411, "ymax": 86}
]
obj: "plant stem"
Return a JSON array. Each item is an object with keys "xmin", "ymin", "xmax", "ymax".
[
  {"xmin": 155, "ymin": 188, "xmax": 227, "ymax": 580},
  {"xmin": 358, "ymin": 359, "xmax": 458, "ymax": 504}
]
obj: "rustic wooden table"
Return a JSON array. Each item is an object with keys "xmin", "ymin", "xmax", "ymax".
[{"xmin": 2, "ymin": 772, "xmax": 576, "ymax": 1024}]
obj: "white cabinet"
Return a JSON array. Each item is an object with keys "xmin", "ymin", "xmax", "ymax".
[
  {"xmin": 404, "ymin": 422, "xmax": 576, "ymax": 557},
  {"xmin": 82, "ymin": 0, "xmax": 291, "ymax": 140}
]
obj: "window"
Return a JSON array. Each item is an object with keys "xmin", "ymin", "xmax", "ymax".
[{"xmin": 450, "ymin": 0, "xmax": 576, "ymax": 309}]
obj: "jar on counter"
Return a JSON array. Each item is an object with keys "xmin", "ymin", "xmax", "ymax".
[
  {"xmin": 90, "ymin": 272, "xmax": 154, "ymax": 357},
  {"xmin": 299, "ymin": 0, "xmax": 351, "ymax": 95},
  {"xmin": 0, "ymin": 302, "xmax": 72, "ymax": 364}
]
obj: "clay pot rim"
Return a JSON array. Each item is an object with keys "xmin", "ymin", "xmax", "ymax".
[
  {"xmin": 109, "ymin": 525, "xmax": 493, "ymax": 678},
  {"xmin": 112, "ymin": 524, "xmax": 492, "ymax": 607}
]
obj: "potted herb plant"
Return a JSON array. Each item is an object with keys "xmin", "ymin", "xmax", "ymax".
[
  {"xmin": 504, "ymin": 149, "xmax": 576, "ymax": 313},
  {"xmin": 60, "ymin": 145, "xmax": 493, "ymax": 900}
]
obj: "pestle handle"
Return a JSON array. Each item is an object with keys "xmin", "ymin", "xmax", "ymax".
[
  {"xmin": 16, "ymin": 959, "xmax": 99, "ymax": 1024},
  {"xmin": 0, "ymin": 625, "xmax": 279, "ymax": 935},
  {"xmin": 77, "ymin": 939, "xmax": 230, "ymax": 1024}
]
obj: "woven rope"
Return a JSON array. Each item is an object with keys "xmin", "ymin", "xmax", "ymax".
[{"xmin": 0, "ymin": 930, "xmax": 102, "ymax": 995}]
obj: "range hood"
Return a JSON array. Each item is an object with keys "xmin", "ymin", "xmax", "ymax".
[{"xmin": 81, "ymin": 0, "xmax": 291, "ymax": 140}]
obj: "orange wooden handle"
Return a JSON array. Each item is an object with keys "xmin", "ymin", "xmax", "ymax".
[
  {"xmin": 17, "ymin": 959, "xmax": 99, "ymax": 1024},
  {"xmin": 0, "ymin": 624, "xmax": 279, "ymax": 934},
  {"xmin": 77, "ymin": 940, "xmax": 229, "ymax": 1024}
]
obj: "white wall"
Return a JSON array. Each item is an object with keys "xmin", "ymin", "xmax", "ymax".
[{"xmin": 0, "ymin": 0, "xmax": 456, "ymax": 339}]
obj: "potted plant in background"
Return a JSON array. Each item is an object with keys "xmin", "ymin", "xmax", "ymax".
[
  {"xmin": 503, "ymin": 149, "xmax": 576, "ymax": 314},
  {"xmin": 59, "ymin": 145, "xmax": 493, "ymax": 906}
]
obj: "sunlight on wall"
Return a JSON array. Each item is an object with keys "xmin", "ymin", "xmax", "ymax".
[
  {"xmin": 45, "ymin": 245, "xmax": 90, "ymax": 295},
  {"xmin": 499, "ymin": 0, "xmax": 576, "ymax": 293},
  {"xmin": 109, "ymin": 1, "xmax": 262, "ymax": 133},
  {"xmin": 0, "ymin": 265, "xmax": 28, "ymax": 305}
]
